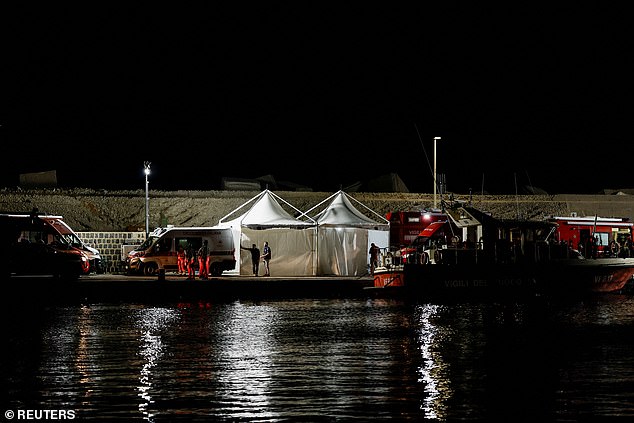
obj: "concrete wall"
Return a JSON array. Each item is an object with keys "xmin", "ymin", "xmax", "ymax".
[
  {"xmin": 1, "ymin": 188, "xmax": 632, "ymax": 233},
  {"xmin": 77, "ymin": 231, "xmax": 146, "ymax": 274}
]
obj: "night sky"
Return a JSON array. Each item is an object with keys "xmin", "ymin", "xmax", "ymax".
[{"xmin": 2, "ymin": 5, "xmax": 632, "ymax": 194}]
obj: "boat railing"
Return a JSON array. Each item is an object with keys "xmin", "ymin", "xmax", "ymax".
[
  {"xmin": 385, "ymin": 240, "xmax": 583, "ymax": 268},
  {"xmin": 379, "ymin": 247, "xmax": 404, "ymax": 270},
  {"xmin": 414, "ymin": 240, "xmax": 582, "ymax": 266}
]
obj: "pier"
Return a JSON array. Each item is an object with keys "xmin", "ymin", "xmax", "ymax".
[{"xmin": 5, "ymin": 273, "xmax": 375, "ymax": 305}]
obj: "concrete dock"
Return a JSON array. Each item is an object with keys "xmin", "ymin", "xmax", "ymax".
[{"xmin": 5, "ymin": 273, "xmax": 376, "ymax": 305}]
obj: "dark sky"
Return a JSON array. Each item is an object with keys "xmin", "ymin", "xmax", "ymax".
[{"xmin": 2, "ymin": 5, "xmax": 632, "ymax": 194}]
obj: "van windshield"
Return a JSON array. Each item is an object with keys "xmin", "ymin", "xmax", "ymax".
[
  {"xmin": 60, "ymin": 232, "xmax": 84, "ymax": 248},
  {"xmin": 137, "ymin": 236, "xmax": 159, "ymax": 251}
]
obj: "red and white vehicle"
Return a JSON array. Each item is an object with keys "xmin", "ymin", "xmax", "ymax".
[
  {"xmin": 386, "ymin": 210, "xmax": 447, "ymax": 249},
  {"xmin": 547, "ymin": 215, "xmax": 634, "ymax": 258},
  {"xmin": 383, "ymin": 210, "xmax": 464, "ymax": 266},
  {"xmin": 0, "ymin": 211, "xmax": 93, "ymax": 278}
]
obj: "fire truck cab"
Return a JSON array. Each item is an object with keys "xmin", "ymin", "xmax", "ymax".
[
  {"xmin": 548, "ymin": 214, "xmax": 634, "ymax": 258},
  {"xmin": 386, "ymin": 210, "xmax": 448, "ymax": 250}
]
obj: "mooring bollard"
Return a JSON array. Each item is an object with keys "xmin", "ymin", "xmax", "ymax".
[{"xmin": 158, "ymin": 268, "xmax": 165, "ymax": 281}]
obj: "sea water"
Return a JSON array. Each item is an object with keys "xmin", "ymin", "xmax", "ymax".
[{"xmin": 2, "ymin": 294, "xmax": 634, "ymax": 421}]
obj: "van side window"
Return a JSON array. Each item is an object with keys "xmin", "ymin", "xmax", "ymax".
[
  {"xmin": 175, "ymin": 237, "xmax": 203, "ymax": 251},
  {"xmin": 176, "ymin": 238, "xmax": 189, "ymax": 250},
  {"xmin": 156, "ymin": 236, "xmax": 173, "ymax": 252}
]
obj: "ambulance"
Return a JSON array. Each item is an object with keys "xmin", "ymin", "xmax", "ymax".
[{"xmin": 126, "ymin": 226, "xmax": 236, "ymax": 276}]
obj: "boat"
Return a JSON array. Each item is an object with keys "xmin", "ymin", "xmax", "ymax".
[{"xmin": 370, "ymin": 202, "xmax": 634, "ymax": 298}]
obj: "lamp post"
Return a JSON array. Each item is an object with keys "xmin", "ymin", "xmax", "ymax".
[
  {"xmin": 144, "ymin": 161, "xmax": 151, "ymax": 237},
  {"xmin": 433, "ymin": 137, "xmax": 441, "ymax": 209}
]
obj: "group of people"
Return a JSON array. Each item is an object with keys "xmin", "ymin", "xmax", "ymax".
[
  {"xmin": 240, "ymin": 241, "xmax": 271, "ymax": 276},
  {"xmin": 176, "ymin": 240, "xmax": 384, "ymax": 277},
  {"xmin": 176, "ymin": 240, "xmax": 273, "ymax": 278},
  {"xmin": 176, "ymin": 240, "xmax": 212, "ymax": 280},
  {"xmin": 242, "ymin": 240, "xmax": 382, "ymax": 276}
]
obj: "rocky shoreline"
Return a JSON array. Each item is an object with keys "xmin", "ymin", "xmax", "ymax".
[{"xmin": 1, "ymin": 188, "xmax": 632, "ymax": 232}]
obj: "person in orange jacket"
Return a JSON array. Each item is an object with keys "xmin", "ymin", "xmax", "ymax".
[{"xmin": 177, "ymin": 245, "xmax": 187, "ymax": 276}]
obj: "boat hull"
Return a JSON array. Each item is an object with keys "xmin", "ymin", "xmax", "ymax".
[{"xmin": 371, "ymin": 258, "xmax": 634, "ymax": 298}]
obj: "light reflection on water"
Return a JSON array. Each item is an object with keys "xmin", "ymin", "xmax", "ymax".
[
  {"xmin": 136, "ymin": 307, "xmax": 180, "ymax": 420},
  {"xmin": 414, "ymin": 304, "xmax": 451, "ymax": 420},
  {"xmin": 215, "ymin": 302, "xmax": 277, "ymax": 420},
  {"xmin": 3, "ymin": 295, "xmax": 634, "ymax": 421}
]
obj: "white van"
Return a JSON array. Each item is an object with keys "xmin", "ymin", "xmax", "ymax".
[{"xmin": 126, "ymin": 226, "xmax": 236, "ymax": 276}]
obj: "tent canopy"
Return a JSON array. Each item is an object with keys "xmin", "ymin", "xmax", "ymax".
[
  {"xmin": 219, "ymin": 189, "xmax": 316, "ymax": 228},
  {"xmin": 218, "ymin": 189, "xmax": 316, "ymax": 276},
  {"xmin": 300, "ymin": 190, "xmax": 389, "ymax": 276},
  {"xmin": 301, "ymin": 190, "xmax": 389, "ymax": 228}
]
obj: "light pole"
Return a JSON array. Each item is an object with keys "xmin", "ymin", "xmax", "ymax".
[
  {"xmin": 144, "ymin": 161, "xmax": 151, "ymax": 237},
  {"xmin": 433, "ymin": 137, "xmax": 441, "ymax": 209}
]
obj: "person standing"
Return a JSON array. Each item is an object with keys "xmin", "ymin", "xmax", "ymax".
[
  {"xmin": 177, "ymin": 245, "xmax": 187, "ymax": 276},
  {"xmin": 624, "ymin": 237, "xmax": 632, "ymax": 258},
  {"xmin": 240, "ymin": 243, "xmax": 261, "ymax": 276},
  {"xmin": 197, "ymin": 240, "xmax": 209, "ymax": 280},
  {"xmin": 261, "ymin": 241, "xmax": 271, "ymax": 276},
  {"xmin": 185, "ymin": 243, "xmax": 196, "ymax": 280},
  {"xmin": 369, "ymin": 242, "xmax": 380, "ymax": 275}
]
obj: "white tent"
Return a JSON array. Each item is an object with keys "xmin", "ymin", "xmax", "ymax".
[
  {"xmin": 301, "ymin": 190, "xmax": 390, "ymax": 276},
  {"xmin": 217, "ymin": 190, "xmax": 317, "ymax": 276}
]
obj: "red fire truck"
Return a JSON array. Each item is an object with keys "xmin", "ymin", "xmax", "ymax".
[
  {"xmin": 386, "ymin": 210, "xmax": 448, "ymax": 249},
  {"xmin": 548, "ymin": 214, "xmax": 634, "ymax": 258}
]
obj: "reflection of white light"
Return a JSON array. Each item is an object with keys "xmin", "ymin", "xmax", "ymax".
[
  {"xmin": 415, "ymin": 304, "xmax": 452, "ymax": 420},
  {"xmin": 216, "ymin": 302, "xmax": 277, "ymax": 420},
  {"xmin": 76, "ymin": 305, "xmax": 96, "ymax": 391},
  {"xmin": 136, "ymin": 307, "xmax": 179, "ymax": 420},
  {"xmin": 138, "ymin": 331, "xmax": 161, "ymax": 413}
]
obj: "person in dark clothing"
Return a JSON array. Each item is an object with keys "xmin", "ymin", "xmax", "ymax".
[
  {"xmin": 261, "ymin": 241, "xmax": 271, "ymax": 276},
  {"xmin": 198, "ymin": 240, "xmax": 209, "ymax": 279},
  {"xmin": 185, "ymin": 243, "xmax": 196, "ymax": 280},
  {"xmin": 241, "ymin": 243, "xmax": 261, "ymax": 276},
  {"xmin": 369, "ymin": 243, "xmax": 380, "ymax": 275},
  {"xmin": 624, "ymin": 238, "xmax": 632, "ymax": 258}
]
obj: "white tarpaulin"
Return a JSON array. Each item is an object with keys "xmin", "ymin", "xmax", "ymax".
[
  {"xmin": 217, "ymin": 190, "xmax": 316, "ymax": 276},
  {"xmin": 301, "ymin": 190, "xmax": 390, "ymax": 276}
]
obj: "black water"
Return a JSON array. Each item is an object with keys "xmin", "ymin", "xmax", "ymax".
[{"xmin": 2, "ymin": 293, "xmax": 634, "ymax": 421}]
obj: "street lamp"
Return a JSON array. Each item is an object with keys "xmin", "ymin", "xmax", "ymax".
[
  {"xmin": 144, "ymin": 161, "xmax": 151, "ymax": 237},
  {"xmin": 433, "ymin": 137, "xmax": 441, "ymax": 209}
]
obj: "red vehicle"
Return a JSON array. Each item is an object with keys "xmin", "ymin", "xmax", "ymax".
[
  {"xmin": 384, "ymin": 210, "xmax": 460, "ymax": 265},
  {"xmin": 386, "ymin": 210, "xmax": 447, "ymax": 249},
  {"xmin": 548, "ymin": 215, "xmax": 634, "ymax": 258},
  {"xmin": 0, "ymin": 211, "xmax": 90, "ymax": 279}
]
